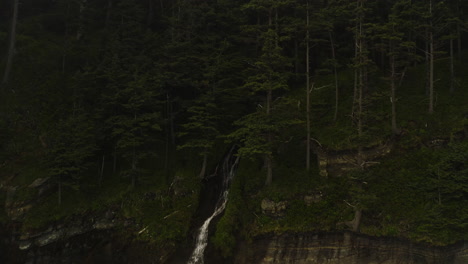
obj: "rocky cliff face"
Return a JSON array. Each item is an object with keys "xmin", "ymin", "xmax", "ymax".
[
  {"xmin": 235, "ymin": 232, "xmax": 468, "ymax": 264},
  {"xmin": 1, "ymin": 220, "xmax": 172, "ymax": 264}
]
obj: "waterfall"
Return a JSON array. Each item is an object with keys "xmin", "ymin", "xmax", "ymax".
[{"xmin": 188, "ymin": 148, "xmax": 239, "ymax": 264}]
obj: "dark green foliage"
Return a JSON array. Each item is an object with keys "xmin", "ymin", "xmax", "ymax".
[
  {"xmin": 47, "ymin": 111, "xmax": 96, "ymax": 190},
  {"xmin": 178, "ymin": 94, "xmax": 220, "ymax": 156},
  {"xmin": 352, "ymin": 142, "xmax": 468, "ymax": 245},
  {"xmin": 0, "ymin": 0, "xmax": 467, "ymax": 256}
]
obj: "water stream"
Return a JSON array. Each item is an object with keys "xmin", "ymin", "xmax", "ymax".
[{"xmin": 188, "ymin": 148, "xmax": 239, "ymax": 264}]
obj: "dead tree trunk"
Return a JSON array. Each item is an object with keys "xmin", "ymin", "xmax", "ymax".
[
  {"xmin": 105, "ymin": 0, "xmax": 113, "ymax": 28},
  {"xmin": 199, "ymin": 152, "xmax": 207, "ymax": 179},
  {"xmin": 2, "ymin": 0, "xmax": 19, "ymax": 88},
  {"xmin": 58, "ymin": 175, "xmax": 62, "ymax": 206},
  {"xmin": 265, "ymin": 87, "xmax": 273, "ymax": 186},
  {"xmin": 390, "ymin": 49, "xmax": 399, "ymax": 135},
  {"xmin": 450, "ymin": 38, "xmax": 455, "ymax": 94},
  {"xmin": 428, "ymin": 0, "xmax": 434, "ymax": 114},
  {"xmin": 429, "ymin": 28, "xmax": 434, "ymax": 114},
  {"xmin": 330, "ymin": 31, "xmax": 339, "ymax": 122},
  {"xmin": 306, "ymin": 0, "xmax": 311, "ymax": 171}
]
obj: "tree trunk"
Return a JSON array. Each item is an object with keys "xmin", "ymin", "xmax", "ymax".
[
  {"xmin": 425, "ymin": 29, "xmax": 430, "ymax": 96},
  {"xmin": 352, "ymin": 208, "xmax": 362, "ymax": 232},
  {"xmin": 265, "ymin": 154, "xmax": 272, "ymax": 186},
  {"xmin": 99, "ymin": 155, "xmax": 105, "ymax": 186},
  {"xmin": 357, "ymin": 0, "xmax": 364, "ymax": 166},
  {"xmin": 329, "ymin": 31, "xmax": 339, "ymax": 122},
  {"xmin": 113, "ymin": 145, "xmax": 117, "ymax": 174},
  {"xmin": 429, "ymin": 30, "xmax": 434, "ymax": 114},
  {"xmin": 159, "ymin": 0, "xmax": 164, "ymax": 15},
  {"xmin": 2, "ymin": 0, "xmax": 19, "ymax": 88},
  {"xmin": 457, "ymin": 23, "xmax": 461, "ymax": 62},
  {"xmin": 147, "ymin": 0, "xmax": 154, "ymax": 27},
  {"xmin": 164, "ymin": 92, "xmax": 170, "ymax": 180},
  {"xmin": 450, "ymin": 38, "xmax": 455, "ymax": 94},
  {"xmin": 76, "ymin": 0, "xmax": 87, "ymax": 40},
  {"xmin": 105, "ymin": 0, "xmax": 113, "ymax": 28},
  {"xmin": 264, "ymin": 9, "xmax": 273, "ymax": 185},
  {"xmin": 58, "ymin": 176, "xmax": 62, "ymax": 206},
  {"xmin": 306, "ymin": 0, "xmax": 311, "ymax": 171},
  {"xmin": 198, "ymin": 152, "xmax": 207, "ymax": 179},
  {"xmin": 428, "ymin": 0, "xmax": 434, "ymax": 114},
  {"xmin": 169, "ymin": 96, "xmax": 175, "ymax": 146},
  {"xmin": 131, "ymin": 147, "xmax": 137, "ymax": 188},
  {"xmin": 294, "ymin": 39, "xmax": 299, "ymax": 79},
  {"xmin": 351, "ymin": 18, "xmax": 359, "ymax": 118},
  {"xmin": 266, "ymin": 87, "xmax": 273, "ymax": 185},
  {"xmin": 132, "ymin": 113, "xmax": 137, "ymax": 188},
  {"xmin": 390, "ymin": 50, "xmax": 399, "ymax": 135}
]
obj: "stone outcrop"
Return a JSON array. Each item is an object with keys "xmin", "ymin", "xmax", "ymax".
[
  {"xmin": 0, "ymin": 210, "xmax": 160, "ymax": 264},
  {"xmin": 235, "ymin": 232, "xmax": 468, "ymax": 264},
  {"xmin": 261, "ymin": 199, "xmax": 287, "ymax": 218},
  {"xmin": 303, "ymin": 193, "xmax": 323, "ymax": 206},
  {"xmin": 16, "ymin": 209, "xmax": 125, "ymax": 251},
  {"xmin": 4, "ymin": 177, "xmax": 54, "ymax": 220},
  {"xmin": 312, "ymin": 142, "xmax": 393, "ymax": 177}
]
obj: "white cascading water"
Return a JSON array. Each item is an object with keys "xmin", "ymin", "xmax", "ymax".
[{"xmin": 188, "ymin": 149, "xmax": 239, "ymax": 264}]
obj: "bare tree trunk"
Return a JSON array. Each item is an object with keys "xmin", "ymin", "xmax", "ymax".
[
  {"xmin": 352, "ymin": 208, "xmax": 362, "ymax": 232},
  {"xmin": 264, "ymin": 9, "xmax": 274, "ymax": 185},
  {"xmin": 266, "ymin": 87, "xmax": 273, "ymax": 185},
  {"xmin": 164, "ymin": 93, "xmax": 170, "ymax": 179},
  {"xmin": 113, "ymin": 145, "xmax": 117, "ymax": 175},
  {"xmin": 265, "ymin": 154, "xmax": 272, "ymax": 186},
  {"xmin": 132, "ymin": 112, "xmax": 137, "ymax": 188},
  {"xmin": 344, "ymin": 201, "xmax": 362, "ymax": 232},
  {"xmin": 357, "ymin": 0, "xmax": 364, "ymax": 166},
  {"xmin": 329, "ymin": 31, "xmax": 339, "ymax": 122},
  {"xmin": 306, "ymin": 0, "xmax": 311, "ymax": 171},
  {"xmin": 425, "ymin": 29, "xmax": 430, "ymax": 96},
  {"xmin": 457, "ymin": 23, "xmax": 461, "ymax": 62},
  {"xmin": 105, "ymin": 0, "xmax": 113, "ymax": 28},
  {"xmin": 2, "ymin": 0, "xmax": 19, "ymax": 88},
  {"xmin": 169, "ymin": 97, "xmax": 175, "ymax": 146},
  {"xmin": 58, "ymin": 176, "xmax": 62, "ymax": 206},
  {"xmin": 62, "ymin": 0, "xmax": 71, "ymax": 73},
  {"xmin": 390, "ymin": 51, "xmax": 399, "ymax": 135},
  {"xmin": 351, "ymin": 22, "xmax": 359, "ymax": 118},
  {"xmin": 450, "ymin": 38, "xmax": 455, "ymax": 94},
  {"xmin": 147, "ymin": 0, "xmax": 154, "ymax": 27},
  {"xmin": 429, "ymin": 29, "xmax": 434, "ymax": 114},
  {"xmin": 76, "ymin": 0, "xmax": 87, "ymax": 40},
  {"xmin": 199, "ymin": 152, "xmax": 207, "ymax": 179},
  {"xmin": 294, "ymin": 39, "xmax": 299, "ymax": 79},
  {"xmin": 99, "ymin": 155, "xmax": 105, "ymax": 186},
  {"xmin": 428, "ymin": 0, "xmax": 434, "ymax": 114},
  {"xmin": 160, "ymin": 0, "xmax": 164, "ymax": 15},
  {"xmin": 131, "ymin": 147, "xmax": 137, "ymax": 188}
]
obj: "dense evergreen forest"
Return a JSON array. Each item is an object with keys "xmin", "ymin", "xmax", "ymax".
[{"xmin": 0, "ymin": 0, "xmax": 467, "ymax": 261}]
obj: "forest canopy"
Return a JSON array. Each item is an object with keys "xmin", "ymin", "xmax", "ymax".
[{"xmin": 0, "ymin": 0, "xmax": 467, "ymax": 252}]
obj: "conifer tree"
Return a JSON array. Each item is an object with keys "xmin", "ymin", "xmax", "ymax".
[
  {"xmin": 48, "ymin": 111, "xmax": 96, "ymax": 205},
  {"xmin": 178, "ymin": 94, "xmax": 220, "ymax": 179},
  {"xmin": 100, "ymin": 0, "xmax": 163, "ymax": 187},
  {"xmin": 232, "ymin": 0, "xmax": 292, "ymax": 185},
  {"xmin": 371, "ymin": 0, "xmax": 420, "ymax": 135}
]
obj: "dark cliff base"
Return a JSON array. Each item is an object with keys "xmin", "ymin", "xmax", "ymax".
[
  {"xmin": 3, "ymin": 228, "xmax": 468, "ymax": 264},
  {"xmin": 0, "ymin": 224, "xmax": 23, "ymax": 264},
  {"xmin": 234, "ymin": 232, "xmax": 468, "ymax": 264}
]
